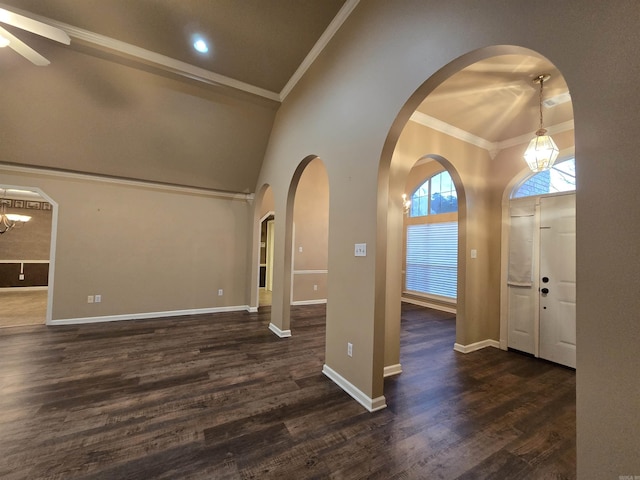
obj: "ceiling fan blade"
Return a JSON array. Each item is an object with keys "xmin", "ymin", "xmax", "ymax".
[
  {"xmin": 0, "ymin": 26, "xmax": 50, "ymax": 65},
  {"xmin": 0, "ymin": 7, "xmax": 70, "ymax": 45}
]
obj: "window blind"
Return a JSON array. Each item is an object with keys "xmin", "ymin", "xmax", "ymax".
[{"xmin": 406, "ymin": 222, "xmax": 458, "ymax": 299}]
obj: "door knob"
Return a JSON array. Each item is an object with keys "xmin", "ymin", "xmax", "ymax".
[
  {"xmin": 542, "ymin": 276, "xmax": 549, "ymax": 283},
  {"xmin": 541, "ymin": 288, "xmax": 549, "ymax": 294}
]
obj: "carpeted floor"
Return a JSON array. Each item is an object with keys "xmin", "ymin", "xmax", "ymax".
[{"xmin": 0, "ymin": 289, "xmax": 47, "ymax": 328}]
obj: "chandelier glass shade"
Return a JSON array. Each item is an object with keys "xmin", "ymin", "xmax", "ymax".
[
  {"xmin": 402, "ymin": 193, "xmax": 411, "ymax": 215},
  {"xmin": 523, "ymin": 74, "xmax": 559, "ymax": 172},
  {"xmin": 524, "ymin": 128, "xmax": 559, "ymax": 173},
  {"xmin": 0, "ymin": 192, "xmax": 31, "ymax": 235}
]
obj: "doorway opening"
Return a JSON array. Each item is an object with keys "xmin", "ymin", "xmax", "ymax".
[
  {"xmin": 290, "ymin": 157, "xmax": 329, "ymax": 310},
  {"xmin": 255, "ymin": 185, "xmax": 275, "ymax": 310},
  {"xmin": 503, "ymin": 157, "xmax": 576, "ymax": 368},
  {"xmin": 0, "ymin": 185, "xmax": 57, "ymax": 328},
  {"xmin": 379, "ymin": 46, "xmax": 575, "ymax": 393},
  {"xmin": 258, "ymin": 212, "xmax": 275, "ymax": 307}
]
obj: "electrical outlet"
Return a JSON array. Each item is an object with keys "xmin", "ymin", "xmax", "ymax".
[
  {"xmin": 19, "ymin": 274, "xmax": 24, "ymax": 280},
  {"xmin": 87, "ymin": 295, "xmax": 94, "ymax": 304},
  {"xmin": 347, "ymin": 342, "xmax": 353, "ymax": 357},
  {"xmin": 313, "ymin": 284, "xmax": 318, "ymax": 291},
  {"xmin": 95, "ymin": 294, "xmax": 102, "ymax": 303},
  {"xmin": 218, "ymin": 289, "xmax": 223, "ymax": 296},
  {"xmin": 298, "ymin": 246, "xmax": 303, "ymax": 253}
]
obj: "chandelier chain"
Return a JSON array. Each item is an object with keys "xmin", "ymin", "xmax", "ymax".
[{"xmin": 538, "ymin": 75, "xmax": 544, "ymax": 131}]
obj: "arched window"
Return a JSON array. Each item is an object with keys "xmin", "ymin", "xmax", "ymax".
[
  {"xmin": 405, "ymin": 169, "xmax": 458, "ymax": 300},
  {"xmin": 410, "ymin": 170, "xmax": 458, "ymax": 217},
  {"xmin": 512, "ymin": 158, "xmax": 576, "ymax": 199}
]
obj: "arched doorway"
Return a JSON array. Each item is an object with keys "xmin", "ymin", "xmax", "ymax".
[
  {"xmin": 261, "ymin": 155, "xmax": 329, "ymax": 338},
  {"xmin": 378, "ymin": 46, "xmax": 574, "ymax": 390},
  {"xmin": 290, "ymin": 157, "xmax": 329, "ymax": 310}
]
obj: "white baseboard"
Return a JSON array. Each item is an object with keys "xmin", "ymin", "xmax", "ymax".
[
  {"xmin": 246, "ymin": 306, "xmax": 258, "ymax": 313},
  {"xmin": 268, "ymin": 322, "xmax": 291, "ymax": 338},
  {"xmin": 49, "ymin": 305, "xmax": 250, "ymax": 326},
  {"xmin": 0, "ymin": 286, "xmax": 48, "ymax": 292},
  {"xmin": 383, "ymin": 364, "xmax": 402, "ymax": 377},
  {"xmin": 322, "ymin": 364, "xmax": 387, "ymax": 412},
  {"xmin": 401, "ymin": 297, "xmax": 456, "ymax": 314},
  {"xmin": 453, "ymin": 339, "xmax": 500, "ymax": 354},
  {"xmin": 291, "ymin": 299, "xmax": 327, "ymax": 306}
]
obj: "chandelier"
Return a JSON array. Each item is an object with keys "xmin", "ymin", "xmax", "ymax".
[
  {"xmin": 523, "ymin": 73, "xmax": 559, "ymax": 172},
  {"xmin": 0, "ymin": 190, "xmax": 31, "ymax": 235},
  {"xmin": 402, "ymin": 193, "xmax": 411, "ymax": 215}
]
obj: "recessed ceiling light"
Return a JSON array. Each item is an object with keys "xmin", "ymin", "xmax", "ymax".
[{"xmin": 193, "ymin": 37, "xmax": 209, "ymax": 54}]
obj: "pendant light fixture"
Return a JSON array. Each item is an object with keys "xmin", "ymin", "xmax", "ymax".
[
  {"xmin": 523, "ymin": 73, "xmax": 559, "ymax": 172},
  {"xmin": 402, "ymin": 193, "xmax": 411, "ymax": 215},
  {"xmin": 0, "ymin": 189, "xmax": 31, "ymax": 235}
]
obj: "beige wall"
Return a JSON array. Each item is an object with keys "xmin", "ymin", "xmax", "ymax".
[
  {"xmin": 253, "ymin": 1, "xmax": 640, "ymax": 476},
  {"xmin": 260, "ymin": 187, "xmax": 275, "ymax": 218},
  {"xmin": 1, "ymin": 1, "xmax": 637, "ymax": 475},
  {"xmin": 1, "ymin": 39, "xmax": 277, "ymax": 193},
  {"xmin": 1, "ymin": 167, "xmax": 251, "ymax": 320},
  {"xmin": 292, "ymin": 158, "xmax": 329, "ymax": 303},
  {"xmin": 385, "ymin": 120, "xmax": 495, "ymax": 369}
]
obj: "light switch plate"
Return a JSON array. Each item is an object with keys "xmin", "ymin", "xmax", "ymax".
[{"xmin": 354, "ymin": 243, "xmax": 367, "ymax": 257}]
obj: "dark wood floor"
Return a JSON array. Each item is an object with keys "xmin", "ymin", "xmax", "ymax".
[{"xmin": 0, "ymin": 304, "xmax": 575, "ymax": 479}]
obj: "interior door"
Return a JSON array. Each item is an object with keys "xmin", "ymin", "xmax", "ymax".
[{"xmin": 539, "ymin": 194, "xmax": 576, "ymax": 368}]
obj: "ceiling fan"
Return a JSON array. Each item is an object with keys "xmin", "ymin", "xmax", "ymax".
[{"xmin": 0, "ymin": 7, "xmax": 70, "ymax": 66}]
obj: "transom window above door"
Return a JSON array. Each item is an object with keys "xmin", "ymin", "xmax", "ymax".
[
  {"xmin": 512, "ymin": 158, "xmax": 576, "ymax": 199},
  {"xmin": 409, "ymin": 171, "xmax": 458, "ymax": 217}
]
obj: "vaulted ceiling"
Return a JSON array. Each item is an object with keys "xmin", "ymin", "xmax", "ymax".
[
  {"xmin": 0, "ymin": 2, "xmax": 573, "ymax": 191},
  {"xmin": 0, "ymin": 0, "xmax": 349, "ymax": 95}
]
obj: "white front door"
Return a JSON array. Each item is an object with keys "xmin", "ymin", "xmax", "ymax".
[{"xmin": 539, "ymin": 194, "xmax": 576, "ymax": 368}]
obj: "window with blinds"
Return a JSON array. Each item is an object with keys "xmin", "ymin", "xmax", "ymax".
[{"xmin": 405, "ymin": 221, "xmax": 458, "ymax": 299}]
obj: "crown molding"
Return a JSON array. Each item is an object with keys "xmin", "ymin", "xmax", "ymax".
[
  {"xmin": 0, "ymin": 163, "xmax": 253, "ymax": 201},
  {"xmin": 0, "ymin": 2, "xmax": 279, "ymax": 101},
  {"xmin": 409, "ymin": 112, "xmax": 574, "ymax": 159},
  {"xmin": 410, "ymin": 111, "xmax": 495, "ymax": 151},
  {"xmin": 495, "ymin": 119, "xmax": 575, "ymax": 151},
  {"xmin": 0, "ymin": 1, "xmax": 360, "ymax": 103},
  {"xmin": 280, "ymin": 0, "xmax": 360, "ymax": 101},
  {"xmin": 70, "ymin": 26, "xmax": 282, "ymax": 102}
]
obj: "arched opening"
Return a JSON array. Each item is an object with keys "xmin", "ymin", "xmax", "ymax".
[
  {"xmin": 265, "ymin": 155, "xmax": 328, "ymax": 339},
  {"xmin": 290, "ymin": 158, "xmax": 329, "ymax": 309},
  {"xmin": 377, "ymin": 45, "xmax": 575, "ymax": 396},
  {"xmin": 255, "ymin": 155, "xmax": 328, "ymax": 338},
  {"xmin": 0, "ymin": 184, "xmax": 57, "ymax": 328}
]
